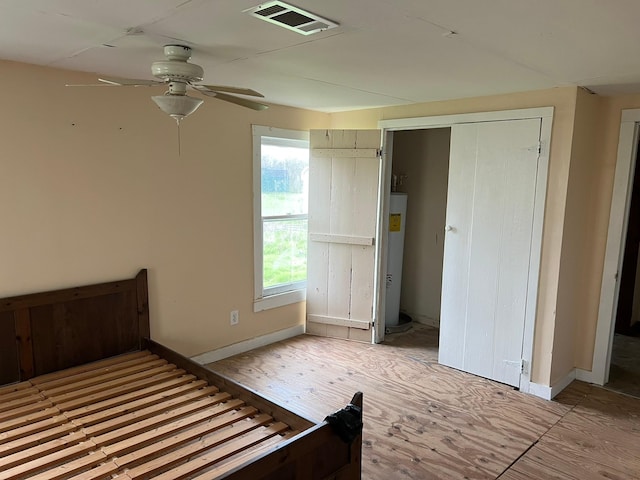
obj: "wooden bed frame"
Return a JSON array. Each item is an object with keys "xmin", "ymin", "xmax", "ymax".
[{"xmin": 0, "ymin": 269, "xmax": 362, "ymax": 479}]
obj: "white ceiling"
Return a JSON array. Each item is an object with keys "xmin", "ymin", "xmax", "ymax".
[{"xmin": 2, "ymin": 0, "xmax": 640, "ymax": 112}]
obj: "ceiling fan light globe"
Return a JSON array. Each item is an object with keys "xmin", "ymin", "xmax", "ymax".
[{"xmin": 151, "ymin": 95, "xmax": 204, "ymax": 121}]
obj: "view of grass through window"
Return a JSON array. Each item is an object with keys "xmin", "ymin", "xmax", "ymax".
[{"xmin": 261, "ymin": 137, "xmax": 309, "ymax": 291}]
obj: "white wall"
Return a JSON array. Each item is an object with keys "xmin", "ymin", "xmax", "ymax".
[{"xmin": 391, "ymin": 128, "xmax": 450, "ymax": 327}]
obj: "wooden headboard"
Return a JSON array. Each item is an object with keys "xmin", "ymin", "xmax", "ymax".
[{"xmin": 0, "ymin": 269, "xmax": 149, "ymax": 385}]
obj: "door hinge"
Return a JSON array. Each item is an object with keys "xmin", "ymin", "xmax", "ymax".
[
  {"xmin": 537, "ymin": 141, "xmax": 542, "ymax": 155},
  {"xmin": 376, "ymin": 148, "xmax": 383, "ymax": 158},
  {"xmin": 504, "ymin": 359, "xmax": 528, "ymax": 374}
]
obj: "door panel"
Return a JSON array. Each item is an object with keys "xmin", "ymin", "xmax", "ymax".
[
  {"xmin": 439, "ymin": 119, "xmax": 541, "ymax": 387},
  {"xmin": 306, "ymin": 130, "xmax": 381, "ymax": 342}
]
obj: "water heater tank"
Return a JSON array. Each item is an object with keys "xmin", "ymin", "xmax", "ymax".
[{"xmin": 385, "ymin": 193, "xmax": 408, "ymax": 327}]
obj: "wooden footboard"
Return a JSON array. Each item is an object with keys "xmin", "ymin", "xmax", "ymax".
[{"xmin": 218, "ymin": 392, "xmax": 363, "ymax": 480}]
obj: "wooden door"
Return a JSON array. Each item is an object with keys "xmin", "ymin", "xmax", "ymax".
[
  {"xmin": 306, "ymin": 129, "xmax": 381, "ymax": 342},
  {"xmin": 439, "ymin": 118, "xmax": 542, "ymax": 387}
]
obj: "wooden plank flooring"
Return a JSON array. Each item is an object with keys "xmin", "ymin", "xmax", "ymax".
[
  {"xmin": 208, "ymin": 324, "xmax": 640, "ymax": 480},
  {"xmin": 0, "ymin": 351, "xmax": 293, "ymax": 479}
]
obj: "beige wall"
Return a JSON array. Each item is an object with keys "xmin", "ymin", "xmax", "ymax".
[
  {"xmin": 551, "ymin": 89, "xmax": 604, "ymax": 383},
  {"xmin": 391, "ymin": 129, "xmax": 450, "ymax": 326},
  {"xmin": 330, "ymin": 87, "xmax": 580, "ymax": 385},
  {"xmin": 0, "ymin": 60, "xmax": 330, "ymax": 357},
  {"xmin": 577, "ymin": 93, "xmax": 640, "ymax": 369}
]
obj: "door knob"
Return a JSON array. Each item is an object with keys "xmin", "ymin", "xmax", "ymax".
[{"xmin": 445, "ymin": 225, "xmax": 454, "ymax": 232}]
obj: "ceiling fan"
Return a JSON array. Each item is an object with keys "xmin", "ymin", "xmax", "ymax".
[{"xmin": 71, "ymin": 45, "xmax": 268, "ymax": 123}]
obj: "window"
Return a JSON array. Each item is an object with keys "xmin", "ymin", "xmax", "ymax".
[{"xmin": 253, "ymin": 126, "xmax": 309, "ymax": 311}]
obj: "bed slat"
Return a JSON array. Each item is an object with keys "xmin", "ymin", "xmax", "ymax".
[
  {"xmin": 31, "ymin": 351, "xmax": 152, "ymax": 386},
  {"xmin": 44, "ymin": 363, "xmax": 179, "ymax": 405},
  {"xmin": 103, "ymin": 407, "xmax": 261, "ymax": 460},
  {"xmin": 122, "ymin": 418, "xmax": 284, "ymax": 479},
  {"xmin": 194, "ymin": 430, "xmax": 300, "ymax": 480},
  {"xmin": 0, "ymin": 381, "xmax": 32, "ymax": 398},
  {"xmin": 62, "ymin": 374, "xmax": 198, "ymax": 420},
  {"xmin": 25, "ymin": 450, "xmax": 108, "ymax": 480},
  {"xmin": 91, "ymin": 397, "xmax": 244, "ymax": 447},
  {"xmin": 56, "ymin": 370, "xmax": 191, "ymax": 412},
  {"xmin": 0, "ymin": 407, "xmax": 61, "ymax": 434},
  {"xmin": 0, "ymin": 431, "xmax": 86, "ymax": 470},
  {"xmin": 64, "ymin": 460, "xmax": 121, "ymax": 480},
  {"xmin": 0, "ymin": 441, "xmax": 98, "ymax": 479},
  {"xmin": 0, "ymin": 390, "xmax": 46, "ymax": 414},
  {"xmin": 40, "ymin": 357, "xmax": 167, "ymax": 396},
  {"xmin": 0, "ymin": 422, "xmax": 76, "ymax": 457},
  {"xmin": 80, "ymin": 387, "xmax": 224, "ymax": 437},
  {"xmin": 0, "ymin": 399, "xmax": 52, "ymax": 423},
  {"xmin": 69, "ymin": 380, "xmax": 212, "ymax": 428},
  {"xmin": 151, "ymin": 423, "xmax": 290, "ymax": 480}
]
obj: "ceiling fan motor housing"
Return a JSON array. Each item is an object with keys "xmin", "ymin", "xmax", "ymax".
[{"xmin": 151, "ymin": 45, "xmax": 204, "ymax": 85}]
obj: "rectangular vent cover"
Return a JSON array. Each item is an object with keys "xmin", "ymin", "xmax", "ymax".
[{"xmin": 245, "ymin": 1, "xmax": 338, "ymax": 35}]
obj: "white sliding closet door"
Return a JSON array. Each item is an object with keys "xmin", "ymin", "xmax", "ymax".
[{"xmin": 439, "ymin": 118, "xmax": 542, "ymax": 387}]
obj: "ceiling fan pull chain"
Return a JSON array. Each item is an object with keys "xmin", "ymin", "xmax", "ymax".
[{"xmin": 177, "ymin": 119, "xmax": 182, "ymax": 157}]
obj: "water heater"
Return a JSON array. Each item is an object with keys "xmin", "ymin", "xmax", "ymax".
[{"xmin": 385, "ymin": 192, "xmax": 408, "ymax": 327}]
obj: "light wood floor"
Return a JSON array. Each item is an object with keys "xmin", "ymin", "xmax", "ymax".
[{"xmin": 208, "ymin": 324, "xmax": 640, "ymax": 479}]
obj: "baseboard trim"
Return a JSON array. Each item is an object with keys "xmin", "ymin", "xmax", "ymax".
[
  {"xmin": 407, "ymin": 313, "xmax": 439, "ymax": 329},
  {"xmin": 575, "ymin": 368, "xmax": 603, "ymax": 385},
  {"xmin": 528, "ymin": 369, "xmax": 576, "ymax": 400},
  {"xmin": 527, "ymin": 382, "xmax": 552, "ymax": 400},
  {"xmin": 191, "ymin": 324, "xmax": 305, "ymax": 365}
]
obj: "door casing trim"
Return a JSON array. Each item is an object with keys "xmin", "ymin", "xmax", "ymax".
[{"xmin": 585, "ymin": 109, "xmax": 640, "ymax": 385}]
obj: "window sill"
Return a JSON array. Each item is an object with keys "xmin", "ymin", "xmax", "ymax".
[{"xmin": 253, "ymin": 289, "xmax": 306, "ymax": 312}]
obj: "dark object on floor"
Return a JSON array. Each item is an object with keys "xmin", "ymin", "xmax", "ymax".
[{"xmin": 325, "ymin": 392, "xmax": 364, "ymax": 443}]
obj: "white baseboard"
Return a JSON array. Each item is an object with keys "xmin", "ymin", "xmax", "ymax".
[
  {"xmin": 575, "ymin": 368, "xmax": 603, "ymax": 385},
  {"xmin": 527, "ymin": 369, "xmax": 576, "ymax": 400},
  {"xmin": 551, "ymin": 369, "xmax": 577, "ymax": 398},
  {"xmin": 191, "ymin": 324, "xmax": 305, "ymax": 365},
  {"xmin": 527, "ymin": 382, "xmax": 552, "ymax": 400}
]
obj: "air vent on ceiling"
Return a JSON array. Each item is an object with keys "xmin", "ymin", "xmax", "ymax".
[{"xmin": 245, "ymin": 1, "xmax": 338, "ymax": 35}]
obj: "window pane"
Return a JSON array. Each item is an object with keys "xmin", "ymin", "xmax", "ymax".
[
  {"xmin": 263, "ymin": 218, "xmax": 308, "ymax": 289},
  {"xmin": 261, "ymin": 139, "xmax": 309, "ymax": 217}
]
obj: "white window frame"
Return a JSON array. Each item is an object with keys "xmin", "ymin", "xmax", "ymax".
[{"xmin": 252, "ymin": 125, "xmax": 309, "ymax": 312}]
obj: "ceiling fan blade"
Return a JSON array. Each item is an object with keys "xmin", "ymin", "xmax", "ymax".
[
  {"xmin": 98, "ymin": 76, "xmax": 163, "ymax": 87},
  {"xmin": 198, "ymin": 89, "xmax": 268, "ymax": 111},
  {"xmin": 66, "ymin": 83, "xmax": 122, "ymax": 87},
  {"xmin": 197, "ymin": 84, "xmax": 264, "ymax": 97}
]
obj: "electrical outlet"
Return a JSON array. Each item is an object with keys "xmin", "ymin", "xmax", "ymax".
[{"xmin": 230, "ymin": 310, "xmax": 239, "ymax": 326}]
